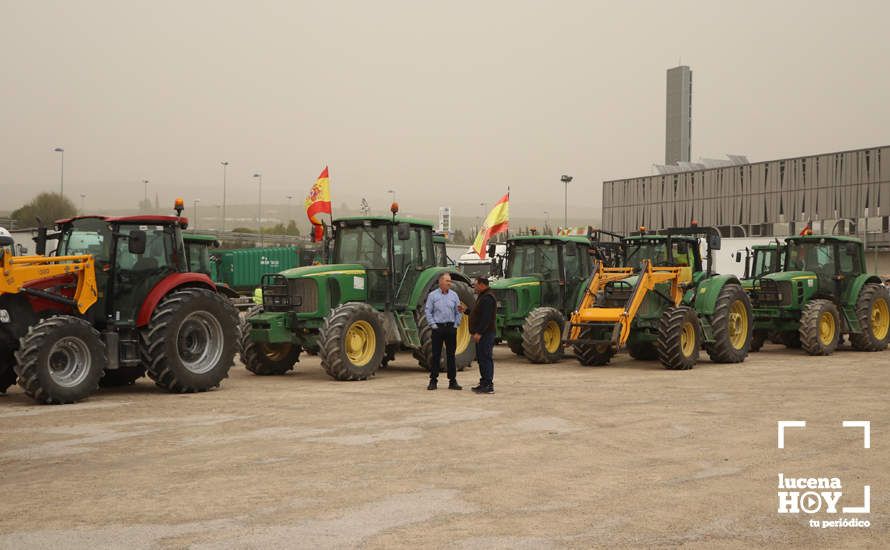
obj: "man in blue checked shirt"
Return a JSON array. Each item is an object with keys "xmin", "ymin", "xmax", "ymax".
[{"xmin": 423, "ymin": 273, "xmax": 464, "ymax": 390}]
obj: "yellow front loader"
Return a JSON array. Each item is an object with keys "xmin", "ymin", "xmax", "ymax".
[
  {"xmin": 564, "ymin": 259, "xmax": 685, "ymax": 366},
  {"xmin": 0, "ymin": 252, "xmax": 98, "ymax": 314}
]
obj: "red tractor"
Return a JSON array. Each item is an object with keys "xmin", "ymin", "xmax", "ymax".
[{"xmin": 0, "ymin": 201, "xmax": 240, "ymax": 404}]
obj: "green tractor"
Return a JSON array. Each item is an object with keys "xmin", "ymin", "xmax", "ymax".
[
  {"xmin": 569, "ymin": 226, "xmax": 753, "ymax": 369},
  {"xmin": 749, "ymin": 235, "xmax": 890, "ymax": 355},
  {"xmin": 736, "ymin": 242, "xmax": 785, "ymax": 291},
  {"xmin": 490, "ymin": 235, "xmax": 597, "ymax": 363},
  {"xmin": 242, "ymin": 213, "xmax": 476, "ymax": 380}
]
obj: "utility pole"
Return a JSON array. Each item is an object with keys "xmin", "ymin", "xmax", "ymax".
[
  {"xmin": 53, "ymin": 147, "xmax": 65, "ymax": 196},
  {"xmin": 221, "ymin": 161, "xmax": 229, "ymax": 231},
  {"xmin": 561, "ymin": 175, "xmax": 573, "ymax": 229}
]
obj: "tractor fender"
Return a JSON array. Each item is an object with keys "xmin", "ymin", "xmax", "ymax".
[
  {"xmin": 692, "ymin": 274, "xmax": 743, "ymax": 316},
  {"xmin": 845, "ymin": 273, "xmax": 884, "ymax": 306},
  {"xmin": 407, "ymin": 268, "xmax": 472, "ymax": 310},
  {"xmin": 136, "ymin": 273, "xmax": 216, "ymax": 327}
]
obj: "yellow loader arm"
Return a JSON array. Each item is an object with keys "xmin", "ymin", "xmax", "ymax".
[
  {"xmin": 565, "ymin": 260, "xmax": 684, "ymax": 352},
  {"xmin": 0, "ymin": 253, "xmax": 98, "ymax": 314}
]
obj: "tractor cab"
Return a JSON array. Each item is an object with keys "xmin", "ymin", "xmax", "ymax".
[
  {"xmin": 51, "ymin": 215, "xmax": 190, "ymax": 327},
  {"xmin": 735, "ymin": 243, "xmax": 785, "ymax": 289},
  {"xmin": 183, "ymin": 233, "xmax": 221, "ymax": 280},
  {"xmin": 622, "ymin": 234, "xmax": 702, "ymax": 286},
  {"xmin": 433, "ymin": 233, "xmax": 451, "ymax": 267}
]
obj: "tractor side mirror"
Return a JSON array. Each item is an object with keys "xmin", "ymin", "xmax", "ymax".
[
  {"xmin": 734, "ymin": 251, "xmax": 742, "ymax": 263},
  {"xmin": 397, "ymin": 223, "xmax": 410, "ymax": 241},
  {"xmin": 487, "ymin": 243, "xmax": 496, "ymax": 258},
  {"xmin": 35, "ymin": 226, "xmax": 48, "ymax": 255},
  {"xmin": 128, "ymin": 230, "xmax": 147, "ymax": 255},
  {"xmin": 845, "ymin": 242, "xmax": 859, "ymax": 257}
]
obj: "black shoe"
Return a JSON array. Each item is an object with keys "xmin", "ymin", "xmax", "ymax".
[
  {"xmin": 427, "ymin": 379, "xmax": 437, "ymax": 390},
  {"xmin": 448, "ymin": 380, "xmax": 462, "ymax": 390},
  {"xmin": 472, "ymin": 385, "xmax": 494, "ymax": 394}
]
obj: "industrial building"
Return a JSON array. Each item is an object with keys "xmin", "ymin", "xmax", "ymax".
[{"xmin": 602, "ymin": 145, "xmax": 890, "ymax": 272}]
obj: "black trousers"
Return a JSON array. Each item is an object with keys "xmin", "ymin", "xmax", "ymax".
[
  {"xmin": 476, "ymin": 332, "xmax": 495, "ymax": 387},
  {"xmin": 430, "ymin": 324, "xmax": 457, "ymax": 381}
]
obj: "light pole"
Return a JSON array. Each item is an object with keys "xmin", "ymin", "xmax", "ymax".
[
  {"xmin": 215, "ymin": 204, "xmax": 222, "ymax": 230},
  {"xmin": 387, "ymin": 189, "xmax": 396, "ymax": 208},
  {"xmin": 141, "ymin": 179, "xmax": 149, "ymax": 210},
  {"xmin": 193, "ymin": 199, "xmax": 200, "ymax": 229},
  {"xmin": 80, "ymin": 193, "xmax": 86, "ymax": 215},
  {"xmin": 220, "ymin": 161, "xmax": 229, "ymax": 231},
  {"xmin": 561, "ymin": 175, "xmax": 573, "ymax": 229},
  {"xmin": 544, "ymin": 210, "xmax": 550, "ymax": 232},
  {"xmin": 253, "ymin": 173, "xmax": 263, "ymax": 246},
  {"xmin": 53, "ymin": 147, "xmax": 64, "ymax": 196},
  {"xmin": 286, "ymin": 194, "xmax": 294, "ymax": 227}
]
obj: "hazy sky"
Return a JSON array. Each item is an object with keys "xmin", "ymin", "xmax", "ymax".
[{"xmin": 2, "ymin": 0, "xmax": 888, "ymax": 224}]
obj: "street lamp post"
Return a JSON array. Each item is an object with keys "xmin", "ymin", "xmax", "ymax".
[
  {"xmin": 286, "ymin": 195, "xmax": 294, "ymax": 228},
  {"xmin": 193, "ymin": 199, "xmax": 200, "ymax": 229},
  {"xmin": 561, "ymin": 175, "xmax": 573, "ymax": 229},
  {"xmin": 215, "ymin": 205, "xmax": 222, "ymax": 230},
  {"xmin": 253, "ymin": 173, "xmax": 263, "ymax": 247},
  {"xmin": 544, "ymin": 210, "xmax": 550, "ymax": 231},
  {"xmin": 141, "ymin": 179, "xmax": 149, "ymax": 210},
  {"xmin": 387, "ymin": 190, "xmax": 396, "ymax": 209},
  {"xmin": 80, "ymin": 193, "xmax": 86, "ymax": 215},
  {"xmin": 53, "ymin": 147, "xmax": 64, "ymax": 196},
  {"xmin": 221, "ymin": 161, "xmax": 229, "ymax": 231}
]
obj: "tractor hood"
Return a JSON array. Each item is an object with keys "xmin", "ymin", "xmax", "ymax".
[
  {"xmin": 490, "ymin": 276, "xmax": 541, "ymax": 290},
  {"xmin": 279, "ymin": 263, "xmax": 366, "ymax": 279},
  {"xmin": 761, "ymin": 271, "xmax": 816, "ymax": 283}
]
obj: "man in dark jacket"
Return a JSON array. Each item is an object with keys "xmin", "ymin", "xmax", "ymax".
[{"xmin": 468, "ymin": 276, "xmax": 497, "ymax": 394}]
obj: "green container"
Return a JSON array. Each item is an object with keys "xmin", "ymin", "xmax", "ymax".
[{"xmin": 213, "ymin": 246, "xmax": 321, "ymax": 292}]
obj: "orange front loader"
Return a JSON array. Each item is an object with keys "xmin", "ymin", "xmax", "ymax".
[{"xmin": 564, "ymin": 260, "xmax": 684, "ymax": 361}]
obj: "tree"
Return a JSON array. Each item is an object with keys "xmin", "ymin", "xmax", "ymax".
[
  {"xmin": 286, "ymin": 220, "xmax": 301, "ymax": 236},
  {"xmin": 231, "ymin": 227, "xmax": 256, "ymax": 234},
  {"xmin": 11, "ymin": 192, "xmax": 76, "ymax": 227}
]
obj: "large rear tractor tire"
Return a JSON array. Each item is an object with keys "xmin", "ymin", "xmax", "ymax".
[
  {"xmin": 240, "ymin": 311, "xmax": 300, "ymax": 375},
  {"xmin": 141, "ymin": 288, "xmax": 239, "ymax": 393},
  {"xmin": 704, "ymin": 284, "xmax": 752, "ymax": 363},
  {"xmin": 320, "ymin": 302, "xmax": 385, "ymax": 380},
  {"xmin": 0, "ymin": 348, "xmax": 16, "ymax": 393},
  {"xmin": 799, "ymin": 299, "xmax": 839, "ymax": 356},
  {"xmin": 14, "ymin": 316, "xmax": 106, "ymax": 404},
  {"xmin": 415, "ymin": 280, "xmax": 476, "ymax": 372},
  {"xmin": 627, "ymin": 342, "xmax": 658, "ymax": 360},
  {"xmin": 521, "ymin": 307, "xmax": 565, "ymax": 364},
  {"xmin": 573, "ymin": 328, "xmax": 614, "ymax": 366},
  {"xmin": 749, "ymin": 331, "xmax": 768, "ymax": 352},
  {"xmin": 656, "ymin": 306, "xmax": 701, "ymax": 370},
  {"xmin": 99, "ymin": 367, "xmax": 145, "ymax": 387},
  {"xmin": 850, "ymin": 283, "xmax": 890, "ymax": 351}
]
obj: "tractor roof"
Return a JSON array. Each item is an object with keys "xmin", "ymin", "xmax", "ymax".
[
  {"xmin": 334, "ymin": 215, "xmax": 434, "ymax": 227},
  {"xmin": 786, "ymin": 234, "xmax": 862, "ymax": 244},
  {"xmin": 623, "ymin": 234, "xmax": 698, "ymax": 243},
  {"xmin": 752, "ymin": 243, "xmax": 781, "ymax": 250},
  {"xmin": 56, "ymin": 214, "xmax": 189, "ymax": 226},
  {"xmin": 183, "ymin": 233, "xmax": 221, "ymax": 245},
  {"xmin": 507, "ymin": 235, "xmax": 591, "ymax": 245}
]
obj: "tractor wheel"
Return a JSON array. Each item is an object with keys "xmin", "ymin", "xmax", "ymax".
[
  {"xmin": 779, "ymin": 331, "xmax": 801, "ymax": 349},
  {"xmin": 240, "ymin": 311, "xmax": 300, "ymax": 375},
  {"xmin": 627, "ymin": 342, "xmax": 658, "ymax": 360},
  {"xmin": 750, "ymin": 331, "xmax": 768, "ymax": 352},
  {"xmin": 14, "ymin": 316, "xmax": 106, "ymax": 404},
  {"xmin": 799, "ymin": 299, "xmax": 840, "ymax": 356},
  {"xmin": 319, "ymin": 302, "xmax": 385, "ymax": 380},
  {"xmin": 99, "ymin": 367, "xmax": 145, "ymax": 387},
  {"xmin": 1, "ymin": 348, "xmax": 18, "ymax": 393},
  {"xmin": 704, "ymin": 284, "xmax": 752, "ymax": 363},
  {"xmin": 141, "ymin": 288, "xmax": 239, "ymax": 393},
  {"xmin": 414, "ymin": 280, "xmax": 476, "ymax": 372},
  {"xmin": 850, "ymin": 283, "xmax": 890, "ymax": 351},
  {"xmin": 507, "ymin": 339, "xmax": 525, "ymax": 356},
  {"xmin": 573, "ymin": 329, "xmax": 613, "ymax": 367},
  {"xmin": 656, "ymin": 306, "xmax": 701, "ymax": 370},
  {"xmin": 521, "ymin": 307, "xmax": 566, "ymax": 364}
]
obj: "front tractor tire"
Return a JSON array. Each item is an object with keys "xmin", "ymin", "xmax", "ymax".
[
  {"xmin": 799, "ymin": 299, "xmax": 840, "ymax": 356},
  {"xmin": 656, "ymin": 306, "xmax": 701, "ymax": 370},
  {"xmin": 240, "ymin": 312, "xmax": 301, "ymax": 375},
  {"xmin": 141, "ymin": 288, "xmax": 239, "ymax": 393},
  {"xmin": 14, "ymin": 316, "xmax": 107, "ymax": 404},
  {"xmin": 521, "ymin": 307, "xmax": 566, "ymax": 364},
  {"xmin": 0, "ymin": 348, "xmax": 16, "ymax": 393},
  {"xmin": 573, "ymin": 328, "xmax": 614, "ymax": 366},
  {"xmin": 704, "ymin": 284, "xmax": 753, "ymax": 363},
  {"xmin": 319, "ymin": 303, "xmax": 385, "ymax": 380},
  {"xmin": 850, "ymin": 283, "xmax": 890, "ymax": 352},
  {"xmin": 415, "ymin": 280, "xmax": 477, "ymax": 372}
]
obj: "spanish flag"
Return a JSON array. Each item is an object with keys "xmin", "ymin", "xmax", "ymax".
[
  {"xmin": 305, "ymin": 166, "xmax": 332, "ymax": 241},
  {"xmin": 473, "ymin": 192, "xmax": 509, "ymax": 259}
]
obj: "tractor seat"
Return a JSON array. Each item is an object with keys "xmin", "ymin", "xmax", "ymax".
[{"xmin": 132, "ymin": 257, "xmax": 159, "ymax": 272}]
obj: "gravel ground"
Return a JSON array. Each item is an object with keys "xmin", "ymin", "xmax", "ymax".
[{"xmin": 0, "ymin": 343, "xmax": 887, "ymax": 549}]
